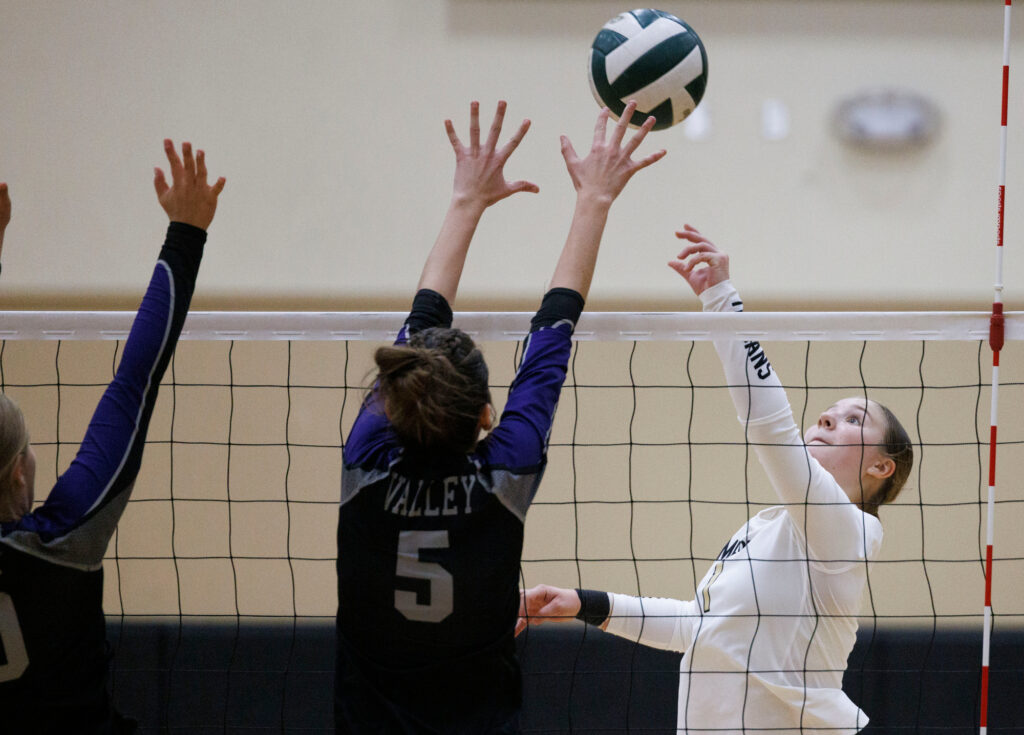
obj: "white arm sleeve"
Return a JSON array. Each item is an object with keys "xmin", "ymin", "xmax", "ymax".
[
  {"xmin": 602, "ymin": 592, "xmax": 696, "ymax": 654},
  {"xmin": 699, "ymin": 281, "xmax": 881, "ymax": 565}
]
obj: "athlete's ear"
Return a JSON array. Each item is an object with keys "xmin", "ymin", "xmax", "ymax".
[
  {"xmin": 478, "ymin": 403, "xmax": 496, "ymax": 433},
  {"xmin": 866, "ymin": 455, "xmax": 895, "ymax": 480},
  {"xmin": 9, "ymin": 453, "xmax": 25, "ymax": 487},
  {"xmin": 0, "ymin": 456, "xmax": 27, "ymax": 523}
]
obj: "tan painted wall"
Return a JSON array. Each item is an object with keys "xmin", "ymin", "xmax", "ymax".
[{"xmin": 0, "ymin": 1, "xmax": 1020, "ymax": 312}]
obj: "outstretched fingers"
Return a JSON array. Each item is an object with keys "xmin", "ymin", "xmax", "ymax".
[
  {"xmin": 153, "ymin": 167, "xmax": 169, "ymax": 200},
  {"xmin": 591, "ymin": 106, "xmax": 612, "ymax": 148},
  {"xmin": 468, "ymin": 100, "xmax": 481, "ymax": 153},
  {"xmin": 622, "ymin": 113, "xmax": 656, "ymax": 157},
  {"xmin": 609, "ymin": 100, "xmax": 637, "ymax": 147},
  {"xmin": 618, "ymin": 114, "xmax": 665, "ymax": 180},
  {"xmin": 181, "ymin": 141, "xmax": 196, "ymax": 180},
  {"xmin": 484, "ymin": 100, "xmax": 507, "ymax": 153},
  {"xmin": 163, "ymin": 138, "xmax": 183, "ymax": 183},
  {"xmin": 496, "ymin": 117, "xmax": 531, "ymax": 162},
  {"xmin": 155, "ymin": 139, "xmax": 225, "ymax": 230},
  {"xmin": 444, "ymin": 118, "xmax": 462, "ymax": 152},
  {"xmin": 446, "ymin": 100, "xmax": 538, "ymax": 207},
  {"xmin": 196, "ymin": 151, "xmax": 226, "ymax": 196},
  {"xmin": 632, "ymin": 145, "xmax": 667, "ymax": 174},
  {"xmin": 560, "ymin": 135, "xmax": 579, "ymax": 165},
  {"xmin": 506, "ymin": 178, "xmax": 540, "ymax": 195},
  {"xmin": 196, "ymin": 149, "xmax": 209, "ymax": 185}
]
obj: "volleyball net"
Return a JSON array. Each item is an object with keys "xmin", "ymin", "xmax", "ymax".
[{"xmin": 2, "ymin": 309, "xmax": 1023, "ymax": 732}]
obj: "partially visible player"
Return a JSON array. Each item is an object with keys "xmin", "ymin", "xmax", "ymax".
[
  {"xmin": 335, "ymin": 99, "xmax": 665, "ymax": 733},
  {"xmin": 518, "ymin": 226, "xmax": 913, "ymax": 735},
  {"xmin": 0, "ymin": 182, "xmax": 10, "ymax": 275},
  {"xmin": 0, "ymin": 141, "xmax": 225, "ymax": 733}
]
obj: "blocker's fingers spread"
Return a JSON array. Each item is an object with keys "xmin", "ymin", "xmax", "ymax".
[
  {"xmin": 507, "ymin": 179, "xmax": 539, "ymax": 195},
  {"xmin": 498, "ymin": 118, "xmax": 531, "ymax": 160},
  {"xmin": 611, "ymin": 100, "xmax": 637, "ymax": 145},
  {"xmin": 182, "ymin": 142, "xmax": 196, "ymax": 178},
  {"xmin": 153, "ymin": 167, "xmax": 169, "ymax": 198},
  {"xmin": 633, "ymin": 147, "xmax": 666, "ymax": 172},
  {"xmin": 468, "ymin": 100, "xmax": 481, "ymax": 151},
  {"xmin": 164, "ymin": 139, "xmax": 183, "ymax": 179},
  {"xmin": 592, "ymin": 107, "xmax": 610, "ymax": 147},
  {"xmin": 196, "ymin": 150, "xmax": 208, "ymax": 183},
  {"xmin": 625, "ymin": 114, "xmax": 655, "ymax": 152},
  {"xmin": 444, "ymin": 119, "xmax": 463, "ymax": 152},
  {"xmin": 560, "ymin": 135, "xmax": 579, "ymax": 166},
  {"xmin": 485, "ymin": 100, "xmax": 507, "ymax": 152}
]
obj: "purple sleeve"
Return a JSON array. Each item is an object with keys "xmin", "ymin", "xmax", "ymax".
[
  {"xmin": 5, "ymin": 223, "xmax": 205, "ymax": 568},
  {"xmin": 479, "ymin": 321, "xmax": 573, "ymax": 474}
]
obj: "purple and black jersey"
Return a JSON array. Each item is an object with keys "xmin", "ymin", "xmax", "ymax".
[
  {"xmin": 336, "ymin": 288, "xmax": 582, "ymax": 734},
  {"xmin": 0, "ymin": 223, "xmax": 205, "ymax": 733}
]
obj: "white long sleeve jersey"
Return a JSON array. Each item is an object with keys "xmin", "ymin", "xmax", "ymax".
[{"xmin": 604, "ymin": 281, "xmax": 882, "ymax": 735}]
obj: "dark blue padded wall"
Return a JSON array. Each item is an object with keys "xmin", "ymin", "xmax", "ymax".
[{"xmin": 106, "ymin": 621, "xmax": 1023, "ymax": 734}]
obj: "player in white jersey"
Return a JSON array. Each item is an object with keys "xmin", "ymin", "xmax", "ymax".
[{"xmin": 518, "ymin": 226, "xmax": 913, "ymax": 735}]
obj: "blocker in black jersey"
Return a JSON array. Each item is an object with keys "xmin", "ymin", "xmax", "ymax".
[
  {"xmin": 337, "ymin": 288, "xmax": 580, "ymax": 733},
  {"xmin": 333, "ymin": 99, "xmax": 665, "ymax": 734},
  {"xmin": 0, "ymin": 143, "xmax": 224, "ymax": 735}
]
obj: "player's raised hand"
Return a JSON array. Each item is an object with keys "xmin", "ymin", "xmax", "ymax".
[
  {"xmin": 515, "ymin": 584, "xmax": 582, "ymax": 636},
  {"xmin": 153, "ymin": 139, "xmax": 226, "ymax": 231},
  {"xmin": 446, "ymin": 100, "xmax": 539, "ymax": 210},
  {"xmin": 0, "ymin": 183, "xmax": 10, "ymax": 260},
  {"xmin": 561, "ymin": 100, "xmax": 666, "ymax": 204},
  {"xmin": 669, "ymin": 225, "xmax": 731, "ymax": 296}
]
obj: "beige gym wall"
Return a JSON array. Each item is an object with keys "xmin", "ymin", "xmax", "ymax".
[{"xmin": 0, "ymin": 0, "xmax": 1018, "ymax": 312}]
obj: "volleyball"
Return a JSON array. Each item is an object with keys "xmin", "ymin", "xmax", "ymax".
[{"xmin": 588, "ymin": 9, "xmax": 708, "ymax": 130}]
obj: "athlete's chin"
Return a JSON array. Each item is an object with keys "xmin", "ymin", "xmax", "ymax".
[
  {"xmin": 806, "ymin": 442, "xmax": 826, "ymax": 454},
  {"xmin": 806, "ymin": 444, "xmax": 833, "ymax": 465}
]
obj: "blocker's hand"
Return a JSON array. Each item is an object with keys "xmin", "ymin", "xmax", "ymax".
[
  {"xmin": 560, "ymin": 100, "xmax": 666, "ymax": 204},
  {"xmin": 154, "ymin": 139, "xmax": 226, "ymax": 231},
  {"xmin": 446, "ymin": 100, "xmax": 538, "ymax": 210}
]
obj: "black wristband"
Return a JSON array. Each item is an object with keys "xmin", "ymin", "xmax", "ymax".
[
  {"xmin": 406, "ymin": 288, "xmax": 454, "ymax": 334},
  {"xmin": 530, "ymin": 287, "xmax": 585, "ymax": 333},
  {"xmin": 575, "ymin": 588, "xmax": 611, "ymax": 627}
]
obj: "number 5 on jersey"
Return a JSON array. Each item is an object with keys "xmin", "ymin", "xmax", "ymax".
[{"xmin": 395, "ymin": 530, "xmax": 454, "ymax": 623}]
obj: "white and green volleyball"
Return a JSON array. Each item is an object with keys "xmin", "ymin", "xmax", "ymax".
[{"xmin": 588, "ymin": 9, "xmax": 708, "ymax": 130}]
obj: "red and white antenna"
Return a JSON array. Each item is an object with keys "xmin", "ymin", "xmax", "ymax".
[{"xmin": 980, "ymin": 3, "xmax": 1011, "ymax": 733}]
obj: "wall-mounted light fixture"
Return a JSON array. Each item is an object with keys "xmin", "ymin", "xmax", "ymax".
[{"xmin": 834, "ymin": 88, "xmax": 940, "ymax": 149}]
